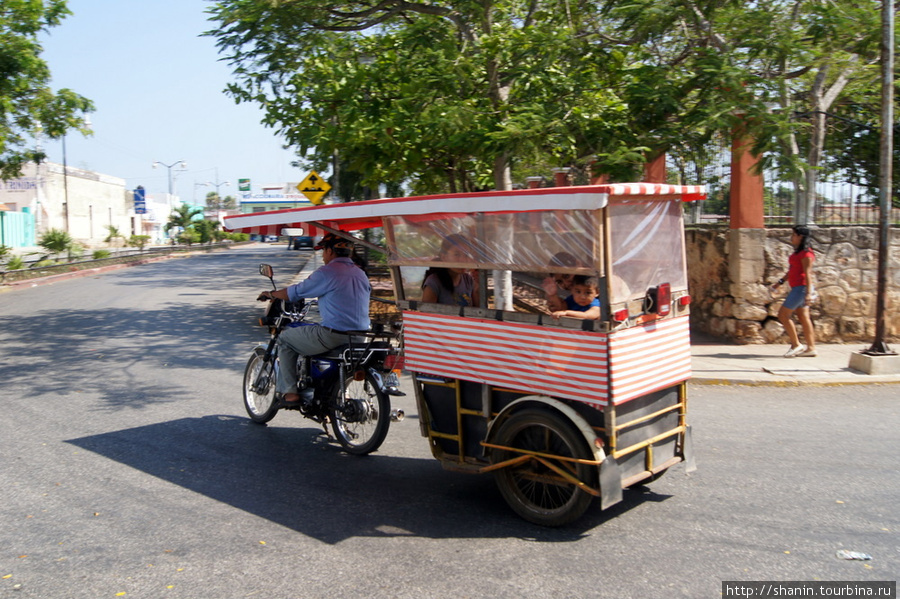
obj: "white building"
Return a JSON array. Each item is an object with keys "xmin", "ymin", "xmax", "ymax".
[{"xmin": 0, "ymin": 162, "xmax": 166, "ymax": 247}]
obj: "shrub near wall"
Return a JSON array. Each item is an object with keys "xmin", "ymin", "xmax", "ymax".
[{"xmin": 686, "ymin": 226, "xmax": 900, "ymax": 344}]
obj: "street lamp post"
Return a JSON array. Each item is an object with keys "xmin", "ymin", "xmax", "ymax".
[
  {"xmin": 152, "ymin": 159, "xmax": 187, "ymax": 197},
  {"xmin": 203, "ymin": 169, "xmax": 231, "ymax": 210}
]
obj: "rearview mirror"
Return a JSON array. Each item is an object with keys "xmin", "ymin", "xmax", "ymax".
[{"xmin": 259, "ymin": 264, "xmax": 273, "ymax": 279}]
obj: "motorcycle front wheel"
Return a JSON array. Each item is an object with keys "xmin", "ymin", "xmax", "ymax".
[
  {"xmin": 330, "ymin": 370, "xmax": 391, "ymax": 455},
  {"xmin": 243, "ymin": 347, "xmax": 279, "ymax": 424}
]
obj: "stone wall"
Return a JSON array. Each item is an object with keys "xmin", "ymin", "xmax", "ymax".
[{"xmin": 686, "ymin": 226, "xmax": 900, "ymax": 344}]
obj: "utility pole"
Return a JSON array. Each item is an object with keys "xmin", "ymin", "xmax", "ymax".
[{"xmin": 864, "ymin": 0, "xmax": 895, "ymax": 357}]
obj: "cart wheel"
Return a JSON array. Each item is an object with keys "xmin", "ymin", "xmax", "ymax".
[
  {"xmin": 243, "ymin": 347, "xmax": 279, "ymax": 424},
  {"xmin": 492, "ymin": 408, "xmax": 594, "ymax": 527}
]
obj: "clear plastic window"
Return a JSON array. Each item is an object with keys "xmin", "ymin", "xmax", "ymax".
[
  {"xmin": 607, "ymin": 200, "xmax": 687, "ymax": 303},
  {"xmin": 385, "ymin": 210, "xmax": 599, "ymax": 273}
]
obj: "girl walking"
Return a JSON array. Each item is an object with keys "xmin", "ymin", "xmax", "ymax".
[{"xmin": 771, "ymin": 225, "xmax": 817, "ymax": 357}]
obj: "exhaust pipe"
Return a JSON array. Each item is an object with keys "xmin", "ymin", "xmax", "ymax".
[{"xmin": 390, "ymin": 409, "xmax": 405, "ymax": 422}]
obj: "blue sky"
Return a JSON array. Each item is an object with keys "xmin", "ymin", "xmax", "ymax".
[{"xmin": 38, "ymin": 1, "xmax": 303, "ymax": 201}]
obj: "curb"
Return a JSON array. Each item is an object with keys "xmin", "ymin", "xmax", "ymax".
[{"xmin": 689, "ymin": 376, "xmax": 900, "ymax": 387}]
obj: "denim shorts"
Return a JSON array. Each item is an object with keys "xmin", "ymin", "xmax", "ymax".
[{"xmin": 783, "ymin": 285, "xmax": 808, "ymax": 310}]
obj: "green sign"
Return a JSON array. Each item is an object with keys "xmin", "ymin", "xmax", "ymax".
[{"xmin": 238, "ymin": 178, "xmax": 251, "ymax": 192}]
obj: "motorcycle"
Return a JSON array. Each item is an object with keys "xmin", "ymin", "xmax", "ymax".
[{"xmin": 243, "ymin": 264, "xmax": 404, "ymax": 455}]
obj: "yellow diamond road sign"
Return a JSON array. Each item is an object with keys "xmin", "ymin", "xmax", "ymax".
[{"xmin": 297, "ymin": 171, "xmax": 331, "ymax": 205}]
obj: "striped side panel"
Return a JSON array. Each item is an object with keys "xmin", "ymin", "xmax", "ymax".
[
  {"xmin": 402, "ymin": 312, "xmax": 611, "ymax": 407},
  {"xmin": 607, "ymin": 316, "xmax": 691, "ymax": 404}
]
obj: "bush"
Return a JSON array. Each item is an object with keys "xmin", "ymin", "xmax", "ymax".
[
  {"xmin": 33, "ymin": 258, "xmax": 57, "ymax": 268},
  {"xmin": 67, "ymin": 243, "xmax": 84, "ymax": 261},
  {"xmin": 6, "ymin": 255, "xmax": 24, "ymax": 270},
  {"xmin": 92, "ymin": 249, "xmax": 111, "ymax": 259},
  {"xmin": 128, "ymin": 235, "xmax": 151, "ymax": 250},
  {"xmin": 38, "ymin": 228, "xmax": 73, "ymax": 258},
  {"xmin": 177, "ymin": 229, "xmax": 201, "ymax": 246}
]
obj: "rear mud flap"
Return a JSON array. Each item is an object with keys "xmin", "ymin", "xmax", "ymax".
[
  {"xmin": 599, "ymin": 455, "xmax": 623, "ymax": 510},
  {"xmin": 682, "ymin": 424, "xmax": 697, "ymax": 473}
]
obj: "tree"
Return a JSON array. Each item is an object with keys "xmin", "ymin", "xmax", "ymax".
[
  {"xmin": 164, "ymin": 204, "xmax": 204, "ymax": 235},
  {"xmin": 104, "ymin": 225, "xmax": 124, "ymax": 247},
  {"xmin": 597, "ymin": 0, "xmax": 883, "ymax": 221},
  {"xmin": 205, "ymin": 191, "xmax": 237, "ymax": 210},
  {"xmin": 0, "ymin": 0, "xmax": 93, "ymax": 180},
  {"xmin": 176, "ymin": 228, "xmax": 201, "ymax": 246},
  {"xmin": 206, "ymin": 0, "xmax": 642, "ymax": 193},
  {"xmin": 127, "ymin": 234, "xmax": 151, "ymax": 251},
  {"xmin": 193, "ymin": 219, "xmax": 220, "ymax": 244}
]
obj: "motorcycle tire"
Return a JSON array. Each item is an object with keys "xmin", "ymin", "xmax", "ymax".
[
  {"xmin": 243, "ymin": 347, "xmax": 280, "ymax": 424},
  {"xmin": 329, "ymin": 370, "xmax": 391, "ymax": 455}
]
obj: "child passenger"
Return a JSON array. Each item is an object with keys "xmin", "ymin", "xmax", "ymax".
[{"xmin": 550, "ymin": 275, "xmax": 600, "ymax": 320}]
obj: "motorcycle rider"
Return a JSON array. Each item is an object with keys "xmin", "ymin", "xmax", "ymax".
[{"xmin": 257, "ymin": 233, "xmax": 371, "ymax": 405}]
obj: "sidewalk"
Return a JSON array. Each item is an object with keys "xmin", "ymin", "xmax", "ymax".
[{"xmin": 690, "ymin": 337, "xmax": 900, "ymax": 386}]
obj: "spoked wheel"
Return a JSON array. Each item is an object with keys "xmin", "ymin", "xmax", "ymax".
[
  {"xmin": 243, "ymin": 347, "xmax": 280, "ymax": 424},
  {"xmin": 492, "ymin": 408, "xmax": 594, "ymax": 527},
  {"xmin": 330, "ymin": 369, "xmax": 390, "ymax": 455}
]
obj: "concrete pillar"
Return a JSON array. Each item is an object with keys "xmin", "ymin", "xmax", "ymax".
[
  {"xmin": 643, "ymin": 153, "xmax": 667, "ymax": 183},
  {"xmin": 552, "ymin": 168, "xmax": 571, "ymax": 187},
  {"xmin": 730, "ymin": 131, "xmax": 765, "ymax": 229}
]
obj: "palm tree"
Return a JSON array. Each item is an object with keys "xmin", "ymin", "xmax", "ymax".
[
  {"xmin": 38, "ymin": 228, "xmax": 74, "ymax": 261},
  {"xmin": 104, "ymin": 225, "xmax": 124, "ymax": 247},
  {"xmin": 164, "ymin": 204, "xmax": 204, "ymax": 242}
]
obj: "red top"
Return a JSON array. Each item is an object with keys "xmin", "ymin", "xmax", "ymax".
[{"xmin": 788, "ymin": 249, "xmax": 814, "ymax": 287}]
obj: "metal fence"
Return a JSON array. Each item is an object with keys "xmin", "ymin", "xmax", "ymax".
[{"xmin": 674, "ymin": 113, "xmax": 899, "ymax": 227}]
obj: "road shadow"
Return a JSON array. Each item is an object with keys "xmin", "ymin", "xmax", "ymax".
[
  {"xmin": 65, "ymin": 414, "xmax": 670, "ymax": 543},
  {"xmin": 0, "ymin": 248, "xmax": 306, "ymax": 409},
  {"xmin": 0, "ymin": 302, "xmax": 262, "ymax": 406}
]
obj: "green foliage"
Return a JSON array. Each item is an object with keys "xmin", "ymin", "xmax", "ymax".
[
  {"xmin": 6, "ymin": 255, "xmax": 24, "ymax": 270},
  {"xmin": 165, "ymin": 204, "xmax": 204, "ymax": 233},
  {"xmin": 205, "ymin": 191, "xmax": 237, "ymax": 210},
  {"xmin": 92, "ymin": 249, "xmax": 111, "ymax": 259},
  {"xmin": 66, "ymin": 242, "xmax": 83, "ymax": 262},
  {"xmin": 206, "ymin": 0, "xmax": 646, "ymax": 192},
  {"xmin": 206, "ymin": 0, "xmax": 886, "ymax": 198},
  {"xmin": 104, "ymin": 225, "xmax": 124, "ymax": 246},
  {"xmin": 227, "ymin": 232, "xmax": 250, "ymax": 242},
  {"xmin": 0, "ymin": 244, "xmax": 11, "ymax": 263},
  {"xmin": 193, "ymin": 219, "xmax": 220, "ymax": 244},
  {"xmin": 128, "ymin": 234, "xmax": 151, "ymax": 250},
  {"xmin": 38, "ymin": 228, "xmax": 72, "ymax": 258},
  {"xmin": 177, "ymin": 228, "xmax": 201, "ymax": 246},
  {"xmin": 0, "ymin": 0, "xmax": 94, "ymax": 179}
]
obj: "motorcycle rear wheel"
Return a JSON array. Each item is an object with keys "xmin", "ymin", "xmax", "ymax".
[
  {"xmin": 243, "ymin": 347, "xmax": 279, "ymax": 424},
  {"xmin": 330, "ymin": 370, "xmax": 390, "ymax": 455}
]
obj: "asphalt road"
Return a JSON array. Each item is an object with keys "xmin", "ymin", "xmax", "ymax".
[{"xmin": 1, "ymin": 245, "xmax": 897, "ymax": 599}]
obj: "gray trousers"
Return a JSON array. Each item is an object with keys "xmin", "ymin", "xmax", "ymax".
[{"xmin": 276, "ymin": 325, "xmax": 348, "ymax": 395}]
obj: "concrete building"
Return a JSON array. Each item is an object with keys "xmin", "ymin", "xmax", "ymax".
[
  {"xmin": 0, "ymin": 162, "xmax": 173, "ymax": 248},
  {"xmin": 239, "ymin": 183, "xmax": 313, "ymax": 214}
]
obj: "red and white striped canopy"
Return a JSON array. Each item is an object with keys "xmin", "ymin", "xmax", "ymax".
[{"xmin": 223, "ymin": 183, "xmax": 705, "ymax": 234}]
